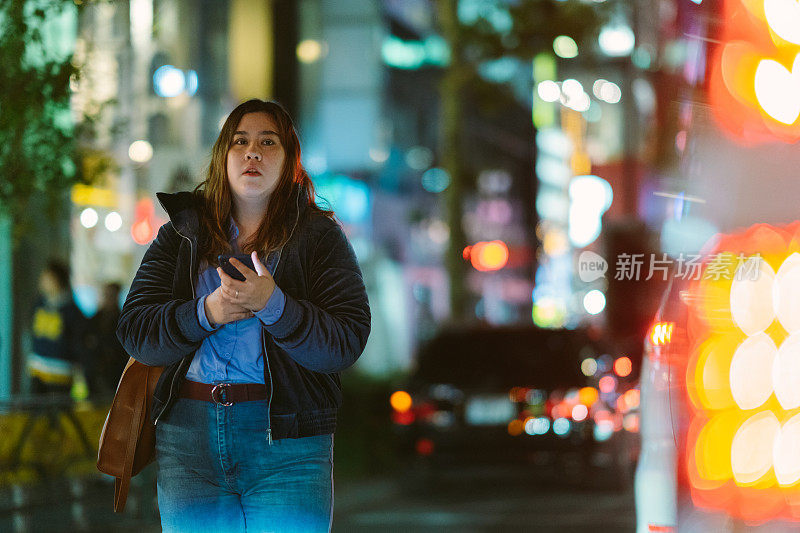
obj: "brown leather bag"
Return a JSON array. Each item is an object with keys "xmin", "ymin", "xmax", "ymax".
[{"xmin": 96, "ymin": 357, "xmax": 164, "ymax": 512}]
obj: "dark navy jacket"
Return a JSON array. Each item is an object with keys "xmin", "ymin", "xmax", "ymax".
[{"xmin": 116, "ymin": 186, "xmax": 371, "ymax": 438}]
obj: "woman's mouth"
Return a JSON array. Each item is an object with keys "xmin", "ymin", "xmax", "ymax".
[{"xmin": 243, "ymin": 169, "xmax": 262, "ymax": 176}]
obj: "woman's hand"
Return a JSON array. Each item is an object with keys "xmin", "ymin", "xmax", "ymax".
[
  {"xmin": 204, "ymin": 288, "xmax": 253, "ymax": 326},
  {"xmin": 217, "ymin": 251, "xmax": 276, "ymax": 313}
]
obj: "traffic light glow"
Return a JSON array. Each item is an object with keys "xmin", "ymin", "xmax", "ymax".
[
  {"xmin": 686, "ymin": 221, "xmax": 800, "ymax": 521},
  {"xmin": 710, "ymin": 0, "xmax": 800, "ymax": 143}
]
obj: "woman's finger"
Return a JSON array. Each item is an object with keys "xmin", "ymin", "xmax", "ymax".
[
  {"xmin": 252, "ymin": 251, "xmax": 269, "ymax": 277},
  {"xmin": 217, "ymin": 267, "xmax": 245, "ymax": 289}
]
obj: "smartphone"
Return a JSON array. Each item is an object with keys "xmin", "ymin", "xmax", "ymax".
[{"xmin": 218, "ymin": 254, "xmax": 256, "ymax": 281}]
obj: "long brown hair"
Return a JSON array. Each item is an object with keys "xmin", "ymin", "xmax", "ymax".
[{"xmin": 194, "ymin": 99, "xmax": 333, "ymax": 265}]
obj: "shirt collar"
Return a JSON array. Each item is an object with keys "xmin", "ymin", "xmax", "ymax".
[{"xmin": 228, "ymin": 217, "xmax": 240, "ymax": 241}]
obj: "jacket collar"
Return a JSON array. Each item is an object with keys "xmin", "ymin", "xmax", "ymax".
[
  {"xmin": 156, "ymin": 191, "xmax": 199, "ymax": 239},
  {"xmin": 156, "ymin": 185, "xmax": 306, "ymax": 240}
]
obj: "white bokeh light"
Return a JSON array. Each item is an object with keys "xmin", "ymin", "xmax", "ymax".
[
  {"xmin": 568, "ymin": 175, "xmax": 613, "ymax": 247},
  {"xmin": 774, "ymin": 332, "xmax": 800, "ymax": 409},
  {"xmin": 754, "ymin": 55, "xmax": 800, "ymax": 125},
  {"xmin": 730, "ymin": 256, "xmax": 776, "ymax": 335},
  {"xmin": 774, "ymin": 414, "xmax": 800, "ymax": 486},
  {"xmin": 572, "ymin": 404, "xmax": 588, "ymax": 422},
  {"xmin": 773, "ymin": 252, "xmax": 800, "ymax": 332},
  {"xmin": 598, "ymin": 24, "xmax": 635, "ymax": 57},
  {"xmin": 583, "ymin": 290, "xmax": 606, "ymax": 315},
  {"xmin": 570, "ymin": 91, "xmax": 591, "ymax": 112},
  {"xmin": 296, "ymin": 39, "xmax": 324, "ymax": 63},
  {"xmin": 561, "ymin": 79, "xmax": 583, "ymax": 99},
  {"xmin": 128, "ymin": 140, "xmax": 153, "ymax": 163},
  {"xmin": 80, "ymin": 207, "xmax": 98, "ymax": 229},
  {"xmin": 729, "ymin": 332, "xmax": 777, "ymax": 410},
  {"xmin": 731, "ymin": 411, "xmax": 780, "ymax": 485},
  {"xmin": 592, "ymin": 79, "xmax": 608, "ymax": 98},
  {"xmin": 599, "ymin": 81, "xmax": 622, "ymax": 104},
  {"xmin": 537, "ymin": 80, "xmax": 561, "ymax": 102},
  {"xmin": 765, "ymin": 0, "xmax": 800, "ymax": 45},
  {"xmin": 104, "ymin": 211, "xmax": 123, "ymax": 232}
]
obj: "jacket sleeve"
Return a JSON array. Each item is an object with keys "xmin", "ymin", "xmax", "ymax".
[
  {"xmin": 263, "ymin": 223, "xmax": 371, "ymax": 373},
  {"xmin": 116, "ymin": 222, "xmax": 212, "ymax": 366}
]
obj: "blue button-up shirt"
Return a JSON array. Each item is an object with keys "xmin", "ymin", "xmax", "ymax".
[{"xmin": 186, "ymin": 219, "xmax": 286, "ymax": 384}]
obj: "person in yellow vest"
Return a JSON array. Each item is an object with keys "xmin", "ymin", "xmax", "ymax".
[{"xmin": 27, "ymin": 260, "xmax": 87, "ymax": 395}]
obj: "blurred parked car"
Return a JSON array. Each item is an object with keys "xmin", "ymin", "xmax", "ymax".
[
  {"xmin": 390, "ymin": 324, "xmax": 639, "ymax": 486},
  {"xmin": 635, "ymin": 276, "xmax": 688, "ymax": 533}
]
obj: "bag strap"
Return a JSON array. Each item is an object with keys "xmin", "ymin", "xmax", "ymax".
[{"xmin": 113, "ymin": 369, "xmax": 148, "ymax": 513}]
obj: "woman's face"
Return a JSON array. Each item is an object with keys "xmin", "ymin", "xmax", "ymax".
[{"xmin": 226, "ymin": 112, "xmax": 286, "ymax": 207}]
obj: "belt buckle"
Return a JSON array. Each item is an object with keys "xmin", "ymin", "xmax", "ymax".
[{"xmin": 211, "ymin": 383, "xmax": 233, "ymax": 406}]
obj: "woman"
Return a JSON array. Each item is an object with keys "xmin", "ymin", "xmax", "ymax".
[{"xmin": 117, "ymin": 99, "xmax": 371, "ymax": 532}]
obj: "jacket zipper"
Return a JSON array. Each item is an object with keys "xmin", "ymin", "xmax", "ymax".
[
  {"xmin": 262, "ymin": 333, "xmax": 274, "ymax": 445},
  {"xmin": 262, "ymin": 189, "xmax": 301, "ymax": 445},
  {"xmin": 153, "ymin": 226, "xmax": 196, "ymax": 426}
]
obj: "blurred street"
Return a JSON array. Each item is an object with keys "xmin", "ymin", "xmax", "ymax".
[
  {"xmin": 0, "ymin": 465, "xmax": 634, "ymax": 532},
  {"xmin": 0, "ymin": 388, "xmax": 635, "ymax": 532},
  {"xmin": 332, "ymin": 466, "xmax": 634, "ymax": 532}
]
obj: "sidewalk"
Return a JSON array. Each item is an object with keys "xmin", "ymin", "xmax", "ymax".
[{"xmin": 0, "ymin": 469, "xmax": 400, "ymax": 532}]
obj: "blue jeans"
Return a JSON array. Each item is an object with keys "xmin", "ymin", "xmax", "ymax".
[{"xmin": 155, "ymin": 398, "xmax": 334, "ymax": 532}]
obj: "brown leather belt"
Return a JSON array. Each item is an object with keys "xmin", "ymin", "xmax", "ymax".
[{"xmin": 179, "ymin": 380, "xmax": 267, "ymax": 406}]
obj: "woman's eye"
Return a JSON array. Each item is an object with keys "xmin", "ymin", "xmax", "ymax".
[
  {"xmin": 233, "ymin": 138, "xmax": 246, "ymax": 145},
  {"xmin": 262, "ymin": 139, "xmax": 275, "ymax": 145}
]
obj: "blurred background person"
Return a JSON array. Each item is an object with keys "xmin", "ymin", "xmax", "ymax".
[
  {"xmin": 83, "ymin": 281, "xmax": 127, "ymax": 398},
  {"xmin": 27, "ymin": 259, "xmax": 87, "ymax": 396}
]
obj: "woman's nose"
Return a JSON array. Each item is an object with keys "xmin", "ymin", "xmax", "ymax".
[{"xmin": 246, "ymin": 150, "xmax": 262, "ymax": 161}]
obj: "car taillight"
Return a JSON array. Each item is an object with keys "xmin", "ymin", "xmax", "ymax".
[
  {"xmin": 390, "ymin": 390, "xmax": 412, "ymax": 413},
  {"xmin": 685, "ymin": 222, "xmax": 800, "ymax": 523},
  {"xmin": 413, "ymin": 401, "xmax": 437, "ymax": 422},
  {"xmin": 650, "ymin": 322, "xmax": 674, "ymax": 346},
  {"xmin": 390, "ymin": 390, "xmax": 415, "ymax": 425},
  {"xmin": 391, "ymin": 410, "xmax": 415, "ymax": 425},
  {"xmin": 415, "ymin": 438, "xmax": 434, "ymax": 456}
]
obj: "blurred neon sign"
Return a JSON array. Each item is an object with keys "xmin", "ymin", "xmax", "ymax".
[
  {"xmin": 685, "ymin": 222, "xmax": 800, "ymax": 521},
  {"xmin": 710, "ymin": 0, "xmax": 800, "ymax": 142}
]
